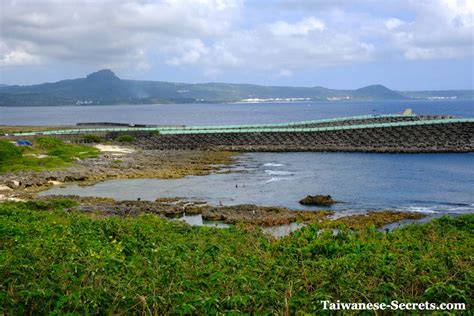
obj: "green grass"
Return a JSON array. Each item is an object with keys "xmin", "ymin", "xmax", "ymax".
[
  {"xmin": 1, "ymin": 200, "xmax": 472, "ymax": 314},
  {"xmin": 0, "ymin": 137, "xmax": 99, "ymax": 173}
]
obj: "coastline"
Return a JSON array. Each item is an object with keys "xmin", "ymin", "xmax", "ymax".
[
  {"xmin": 1, "ymin": 128, "xmax": 472, "ymax": 314},
  {"xmin": 1, "ymin": 141, "xmax": 429, "ymax": 230}
]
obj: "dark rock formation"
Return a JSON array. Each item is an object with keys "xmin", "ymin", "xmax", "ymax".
[{"xmin": 299, "ymin": 195, "xmax": 337, "ymax": 206}]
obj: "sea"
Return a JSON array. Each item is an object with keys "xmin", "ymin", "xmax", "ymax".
[{"xmin": 2, "ymin": 99, "xmax": 473, "ymax": 216}]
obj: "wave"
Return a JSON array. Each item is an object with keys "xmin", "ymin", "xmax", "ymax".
[
  {"xmin": 398, "ymin": 207, "xmax": 438, "ymax": 214},
  {"xmin": 265, "ymin": 170, "xmax": 294, "ymax": 176},
  {"xmin": 263, "ymin": 163, "xmax": 284, "ymax": 167},
  {"xmin": 398, "ymin": 205, "xmax": 474, "ymax": 214},
  {"xmin": 408, "ymin": 200, "xmax": 472, "ymax": 207},
  {"xmin": 265, "ymin": 177, "xmax": 291, "ymax": 183}
]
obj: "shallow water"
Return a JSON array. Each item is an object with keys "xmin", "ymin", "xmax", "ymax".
[
  {"xmin": 171, "ymin": 214, "xmax": 230, "ymax": 228},
  {"xmin": 170, "ymin": 213, "xmax": 304, "ymax": 237},
  {"xmin": 42, "ymin": 152, "xmax": 474, "ymax": 216}
]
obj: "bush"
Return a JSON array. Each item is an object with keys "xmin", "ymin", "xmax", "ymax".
[
  {"xmin": 117, "ymin": 134, "xmax": 135, "ymax": 142},
  {"xmin": 0, "ymin": 202, "xmax": 472, "ymax": 315},
  {"xmin": 0, "ymin": 140, "xmax": 22, "ymax": 166},
  {"xmin": 82, "ymin": 134, "xmax": 102, "ymax": 143},
  {"xmin": 36, "ymin": 137, "xmax": 63, "ymax": 149}
]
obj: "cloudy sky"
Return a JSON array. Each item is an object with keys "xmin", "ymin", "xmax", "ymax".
[{"xmin": 0, "ymin": 0, "xmax": 473, "ymax": 90}]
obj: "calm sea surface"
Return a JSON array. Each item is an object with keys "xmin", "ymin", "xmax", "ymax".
[
  {"xmin": 4, "ymin": 99, "xmax": 473, "ymax": 215},
  {"xmin": 1, "ymin": 99, "xmax": 472, "ymax": 126}
]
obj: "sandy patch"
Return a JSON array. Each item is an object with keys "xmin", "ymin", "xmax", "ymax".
[
  {"xmin": 24, "ymin": 154, "xmax": 49, "ymax": 158},
  {"xmin": 94, "ymin": 144, "xmax": 135, "ymax": 154},
  {"xmin": 0, "ymin": 185, "xmax": 13, "ymax": 191},
  {"xmin": 0, "ymin": 194, "xmax": 25, "ymax": 202},
  {"xmin": 48, "ymin": 181, "xmax": 63, "ymax": 186}
]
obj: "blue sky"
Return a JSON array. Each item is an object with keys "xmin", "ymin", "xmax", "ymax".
[{"xmin": 0, "ymin": 0, "xmax": 473, "ymax": 90}]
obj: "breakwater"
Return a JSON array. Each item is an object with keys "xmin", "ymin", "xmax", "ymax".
[
  {"xmin": 11, "ymin": 114, "xmax": 474, "ymax": 153},
  {"xmin": 132, "ymin": 121, "xmax": 473, "ymax": 153}
]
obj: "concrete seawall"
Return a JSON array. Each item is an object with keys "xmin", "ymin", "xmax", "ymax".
[
  {"xmin": 9, "ymin": 114, "xmax": 474, "ymax": 153},
  {"xmin": 128, "ymin": 121, "xmax": 473, "ymax": 153}
]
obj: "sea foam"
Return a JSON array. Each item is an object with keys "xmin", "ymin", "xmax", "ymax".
[
  {"xmin": 263, "ymin": 163, "xmax": 284, "ymax": 167},
  {"xmin": 265, "ymin": 177, "xmax": 291, "ymax": 183},
  {"xmin": 265, "ymin": 170, "xmax": 294, "ymax": 176}
]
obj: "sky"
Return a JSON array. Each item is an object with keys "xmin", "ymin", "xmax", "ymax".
[{"xmin": 0, "ymin": 0, "xmax": 473, "ymax": 90}]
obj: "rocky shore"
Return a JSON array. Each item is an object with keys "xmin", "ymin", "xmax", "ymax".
[
  {"xmin": 0, "ymin": 147, "xmax": 236, "ymax": 194},
  {"xmin": 36, "ymin": 195, "xmax": 426, "ymax": 229},
  {"xmin": 0, "ymin": 143, "xmax": 426, "ymax": 230}
]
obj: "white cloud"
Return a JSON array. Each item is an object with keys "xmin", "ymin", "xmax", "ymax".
[
  {"xmin": 270, "ymin": 17, "xmax": 325, "ymax": 36},
  {"xmin": 157, "ymin": 15, "xmax": 374, "ymax": 78},
  {"xmin": 387, "ymin": 0, "xmax": 474, "ymax": 60},
  {"xmin": 276, "ymin": 69, "xmax": 293, "ymax": 78},
  {"xmin": 166, "ymin": 39, "xmax": 209, "ymax": 66},
  {"xmin": 385, "ymin": 18, "xmax": 405, "ymax": 30},
  {"xmin": 0, "ymin": 50, "xmax": 41, "ymax": 66},
  {"xmin": 0, "ymin": 0, "xmax": 242, "ymax": 70},
  {"xmin": 0, "ymin": 0, "xmax": 471, "ymax": 80}
]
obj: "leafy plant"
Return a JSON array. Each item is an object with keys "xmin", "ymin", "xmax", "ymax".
[
  {"xmin": 116, "ymin": 134, "xmax": 135, "ymax": 142},
  {"xmin": 0, "ymin": 140, "xmax": 22, "ymax": 166},
  {"xmin": 0, "ymin": 201, "xmax": 472, "ymax": 314},
  {"xmin": 82, "ymin": 134, "xmax": 102, "ymax": 143}
]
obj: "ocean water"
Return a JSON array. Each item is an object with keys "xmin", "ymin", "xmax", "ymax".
[
  {"xmin": 42, "ymin": 152, "xmax": 474, "ymax": 216},
  {"xmin": 1, "ymin": 99, "xmax": 472, "ymax": 126}
]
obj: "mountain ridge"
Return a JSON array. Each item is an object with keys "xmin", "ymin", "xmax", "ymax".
[{"xmin": 0, "ymin": 69, "xmax": 472, "ymax": 106}]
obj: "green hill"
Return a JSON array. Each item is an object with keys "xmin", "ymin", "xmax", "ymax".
[
  {"xmin": 0, "ymin": 69, "xmax": 470, "ymax": 106},
  {"xmin": 354, "ymin": 84, "xmax": 406, "ymax": 100}
]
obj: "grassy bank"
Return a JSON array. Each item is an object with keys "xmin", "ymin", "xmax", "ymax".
[
  {"xmin": 1, "ymin": 200, "xmax": 472, "ymax": 314},
  {"xmin": 0, "ymin": 137, "xmax": 99, "ymax": 173}
]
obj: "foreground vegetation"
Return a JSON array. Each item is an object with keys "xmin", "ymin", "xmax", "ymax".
[
  {"xmin": 1, "ymin": 200, "xmax": 472, "ymax": 314},
  {"xmin": 0, "ymin": 137, "xmax": 99, "ymax": 173}
]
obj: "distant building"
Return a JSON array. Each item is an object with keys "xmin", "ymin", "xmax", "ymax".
[
  {"xmin": 76, "ymin": 100, "xmax": 94, "ymax": 105},
  {"xmin": 240, "ymin": 97, "xmax": 311, "ymax": 103},
  {"xmin": 402, "ymin": 108, "xmax": 413, "ymax": 116},
  {"xmin": 327, "ymin": 96, "xmax": 351, "ymax": 101},
  {"xmin": 427, "ymin": 96, "xmax": 457, "ymax": 100}
]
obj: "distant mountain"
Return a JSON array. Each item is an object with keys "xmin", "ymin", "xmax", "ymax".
[
  {"xmin": 354, "ymin": 84, "xmax": 406, "ymax": 100},
  {"xmin": 0, "ymin": 69, "xmax": 471, "ymax": 106}
]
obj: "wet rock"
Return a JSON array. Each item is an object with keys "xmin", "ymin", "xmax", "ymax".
[
  {"xmin": 323, "ymin": 211, "xmax": 426, "ymax": 229},
  {"xmin": 0, "ymin": 184, "xmax": 13, "ymax": 191},
  {"xmin": 202, "ymin": 204, "xmax": 334, "ymax": 226},
  {"xmin": 5, "ymin": 179, "xmax": 21, "ymax": 189},
  {"xmin": 299, "ymin": 194, "xmax": 338, "ymax": 206}
]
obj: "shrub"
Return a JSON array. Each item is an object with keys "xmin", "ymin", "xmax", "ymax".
[
  {"xmin": 0, "ymin": 202, "xmax": 472, "ymax": 315},
  {"xmin": 36, "ymin": 137, "xmax": 64, "ymax": 149},
  {"xmin": 117, "ymin": 134, "xmax": 135, "ymax": 142},
  {"xmin": 0, "ymin": 140, "xmax": 22, "ymax": 166},
  {"xmin": 82, "ymin": 134, "xmax": 102, "ymax": 143}
]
